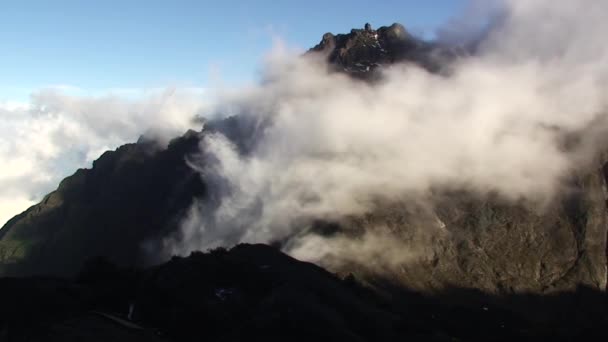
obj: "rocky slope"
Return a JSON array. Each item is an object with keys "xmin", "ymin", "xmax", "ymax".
[
  {"xmin": 1, "ymin": 22, "xmax": 607, "ymax": 298},
  {"xmin": 320, "ymin": 171, "xmax": 608, "ymax": 294}
]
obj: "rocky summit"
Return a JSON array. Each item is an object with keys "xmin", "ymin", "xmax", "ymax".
[
  {"xmin": 310, "ymin": 22, "xmax": 463, "ymax": 76},
  {"xmin": 1, "ymin": 23, "xmax": 608, "ymax": 340}
]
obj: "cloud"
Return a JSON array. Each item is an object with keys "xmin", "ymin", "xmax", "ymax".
[
  {"xmin": 0, "ymin": 88, "xmax": 205, "ymax": 227},
  {"xmin": 164, "ymin": 0, "xmax": 608, "ymax": 272}
]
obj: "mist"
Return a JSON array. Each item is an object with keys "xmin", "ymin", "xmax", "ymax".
[{"xmin": 161, "ymin": 0, "xmax": 608, "ymax": 273}]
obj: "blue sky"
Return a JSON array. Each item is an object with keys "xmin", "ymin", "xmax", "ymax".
[{"xmin": 0, "ymin": 0, "xmax": 465, "ymax": 101}]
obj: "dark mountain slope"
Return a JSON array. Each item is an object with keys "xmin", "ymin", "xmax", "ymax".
[{"xmin": 0, "ymin": 131, "xmax": 206, "ymax": 276}]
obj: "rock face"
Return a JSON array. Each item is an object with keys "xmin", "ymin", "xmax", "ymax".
[{"xmin": 0, "ymin": 23, "xmax": 607, "ymax": 298}]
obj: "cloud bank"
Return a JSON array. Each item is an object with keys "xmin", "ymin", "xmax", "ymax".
[
  {"xmin": 0, "ymin": 88, "xmax": 204, "ymax": 226},
  {"xmin": 164, "ymin": 0, "xmax": 608, "ymax": 271}
]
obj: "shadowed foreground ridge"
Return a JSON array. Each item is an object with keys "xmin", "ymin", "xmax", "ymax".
[{"xmin": 1, "ymin": 244, "xmax": 607, "ymax": 341}]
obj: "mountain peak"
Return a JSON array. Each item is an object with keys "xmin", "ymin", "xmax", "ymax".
[{"xmin": 309, "ymin": 22, "xmax": 450, "ymax": 77}]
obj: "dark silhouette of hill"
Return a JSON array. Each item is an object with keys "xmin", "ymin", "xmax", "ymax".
[{"xmin": 1, "ymin": 244, "xmax": 606, "ymax": 341}]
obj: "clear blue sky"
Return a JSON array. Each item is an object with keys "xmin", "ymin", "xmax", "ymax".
[{"xmin": 0, "ymin": 0, "xmax": 466, "ymax": 101}]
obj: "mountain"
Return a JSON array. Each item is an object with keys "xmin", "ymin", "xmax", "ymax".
[
  {"xmin": 307, "ymin": 24, "xmax": 608, "ymax": 294},
  {"xmin": 1, "ymin": 23, "xmax": 607, "ymax": 338}
]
